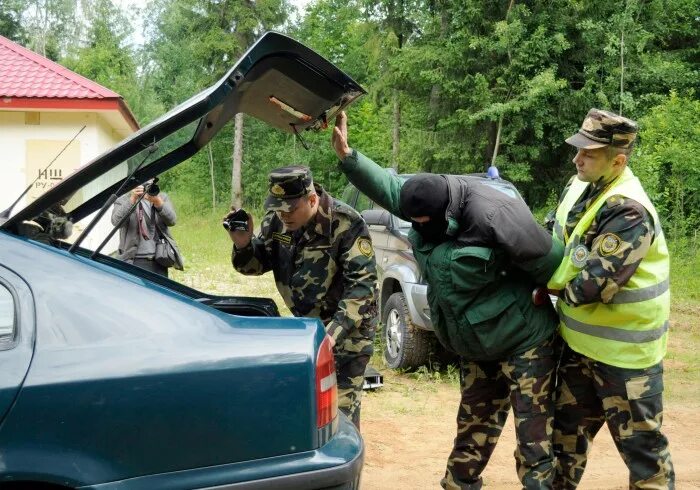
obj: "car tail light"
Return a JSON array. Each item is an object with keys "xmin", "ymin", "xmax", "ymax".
[{"xmin": 315, "ymin": 335, "xmax": 338, "ymax": 428}]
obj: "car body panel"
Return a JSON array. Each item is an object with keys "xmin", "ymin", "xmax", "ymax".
[
  {"xmin": 87, "ymin": 416, "xmax": 362, "ymax": 490},
  {"xmin": 0, "ymin": 233, "xmax": 331, "ymax": 486},
  {"xmin": 0, "ymin": 265, "xmax": 35, "ymax": 424},
  {"xmin": 405, "ymin": 282, "xmax": 431, "ymax": 329},
  {"xmin": 343, "ymin": 183, "xmax": 433, "ymax": 333}
]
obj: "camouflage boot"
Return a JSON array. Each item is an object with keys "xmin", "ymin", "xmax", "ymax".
[{"xmin": 335, "ymin": 352, "xmax": 369, "ymax": 429}]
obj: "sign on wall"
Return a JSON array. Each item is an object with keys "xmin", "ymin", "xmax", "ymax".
[{"xmin": 25, "ymin": 139, "xmax": 80, "ymax": 203}]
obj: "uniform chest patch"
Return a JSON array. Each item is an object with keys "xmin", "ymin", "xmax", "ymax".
[
  {"xmin": 599, "ymin": 233, "xmax": 621, "ymax": 256},
  {"xmin": 358, "ymin": 238, "xmax": 373, "ymax": 257},
  {"xmin": 272, "ymin": 232, "xmax": 292, "ymax": 245},
  {"xmin": 571, "ymin": 244, "xmax": 589, "ymax": 267}
]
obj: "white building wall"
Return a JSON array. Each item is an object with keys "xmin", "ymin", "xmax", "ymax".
[{"xmin": 0, "ymin": 109, "xmax": 129, "ymax": 255}]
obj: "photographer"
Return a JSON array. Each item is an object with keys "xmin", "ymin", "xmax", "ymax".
[
  {"xmin": 226, "ymin": 166, "xmax": 378, "ymax": 430},
  {"xmin": 111, "ymin": 180, "xmax": 180, "ymax": 277}
]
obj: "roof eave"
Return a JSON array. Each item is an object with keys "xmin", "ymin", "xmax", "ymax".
[{"xmin": 0, "ymin": 96, "xmax": 139, "ymax": 131}]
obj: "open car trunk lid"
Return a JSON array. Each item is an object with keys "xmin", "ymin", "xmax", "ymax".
[{"xmin": 1, "ymin": 31, "xmax": 365, "ymax": 229}]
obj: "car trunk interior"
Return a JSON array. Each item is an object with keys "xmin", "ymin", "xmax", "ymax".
[{"xmin": 69, "ymin": 245, "xmax": 281, "ymax": 317}]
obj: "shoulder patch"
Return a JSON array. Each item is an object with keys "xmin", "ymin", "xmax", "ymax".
[
  {"xmin": 571, "ymin": 244, "xmax": 589, "ymax": 267},
  {"xmin": 272, "ymin": 232, "xmax": 292, "ymax": 245},
  {"xmin": 358, "ymin": 237, "xmax": 373, "ymax": 257},
  {"xmin": 599, "ymin": 233, "xmax": 621, "ymax": 256}
]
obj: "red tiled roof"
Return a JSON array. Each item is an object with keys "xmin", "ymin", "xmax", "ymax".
[{"xmin": 0, "ymin": 34, "xmax": 121, "ymax": 99}]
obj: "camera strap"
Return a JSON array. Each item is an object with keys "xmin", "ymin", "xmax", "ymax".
[{"xmin": 153, "ymin": 217, "xmax": 175, "ymax": 249}]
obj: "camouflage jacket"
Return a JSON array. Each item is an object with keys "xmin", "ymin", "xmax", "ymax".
[
  {"xmin": 555, "ymin": 175, "xmax": 655, "ymax": 306},
  {"xmin": 232, "ymin": 186, "xmax": 378, "ymax": 346}
]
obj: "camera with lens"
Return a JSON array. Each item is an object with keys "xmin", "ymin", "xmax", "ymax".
[
  {"xmin": 145, "ymin": 179, "xmax": 160, "ymax": 196},
  {"xmin": 223, "ymin": 209, "xmax": 249, "ymax": 232}
]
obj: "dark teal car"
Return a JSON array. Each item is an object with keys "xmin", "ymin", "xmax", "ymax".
[{"xmin": 0, "ymin": 32, "xmax": 365, "ymax": 489}]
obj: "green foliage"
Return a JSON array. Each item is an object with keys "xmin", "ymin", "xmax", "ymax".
[
  {"xmin": 634, "ymin": 92, "xmax": 700, "ymax": 237},
  {"xmin": 20, "ymin": 0, "xmax": 77, "ymax": 60},
  {"xmin": 0, "ymin": 0, "xmax": 26, "ymax": 43},
  {"xmin": 8, "ymin": 0, "xmax": 697, "ymax": 235},
  {"xmin": 668, "ymin": 238, "xmax": 700, "ymax": 304},
  {"xmin": 383, "ymin": 0, "xmax": 700, "ymax": 207},
  {"xmin": 142, "ymin": 0, "xmax": 290, "ymax": 206},
  {"xmin": 61, "ymin": 0, "xmax": 163, "ymax": 125}
]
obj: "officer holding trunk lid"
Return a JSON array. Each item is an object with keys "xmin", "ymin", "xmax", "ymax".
[
  {"xmin": 332, "ymin": 110, "xmax": 564, "ymax": 489},
  {"xmin": 224, "ymin": 165, "xmax": 378, "ymax": 430}
]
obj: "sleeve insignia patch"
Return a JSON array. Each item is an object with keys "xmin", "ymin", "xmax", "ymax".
[
  {"xmin": 571, "ymin": 244, "xmax": 589, "ymax": 268},
  {"xmin": 358, "ymin": 238, "xmax": 373, "ymax": 257},
  {"xmin": 272, "ymin": 232, "xmax": 292, "ymax": 245},
  {"xmin": 599, "ymin": 233, "xmax": 621, "ymax": 256}
]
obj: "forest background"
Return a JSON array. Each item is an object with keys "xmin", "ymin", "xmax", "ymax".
[
  {"xmin": 3, "ymin": 5, "xmax": 700, "ymax": 482},
  {"xmin": 1, "ymin": 0, "xmax": 699, "ymax": 240}
]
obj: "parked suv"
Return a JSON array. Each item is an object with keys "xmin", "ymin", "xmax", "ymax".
[{"xmin": 341, "ymin": 181, "xmax": 443, "ymax": 370}]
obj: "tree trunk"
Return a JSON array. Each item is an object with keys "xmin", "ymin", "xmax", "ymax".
[
  {"xmin": 491, "ymin": 114, "xmax": 504, "ymax": 166},
  {"xmin": 207, "ymin": 143, "xmax": 216, "ymax": 209},
  {"xmin": 231, "ymin": 113, "xmax": 244, "ymax": 208},
  {"xmin": 392, "ymin": 89, "xmax": 401, "ymax": 170}
]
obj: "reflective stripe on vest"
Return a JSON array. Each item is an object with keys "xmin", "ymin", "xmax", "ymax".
[
  {"xmin": 559, "ymin": 311, "xmax": 669, "ymax": 343},
  {"xmin": 548, "ymin": 167, "xmax": 670, "ymax": 369},
  {"xmin": 608, "ymin": 277, "xmax": 669, "ymax": 304}
]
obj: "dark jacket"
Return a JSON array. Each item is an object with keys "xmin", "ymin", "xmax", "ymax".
[
  {"xmin": 111, "ymin": 193, "xmax": 179, "ymax": 267},
  {"xmin": 339, "ymin": 150, "xmax": 563, "ymax": 360}
]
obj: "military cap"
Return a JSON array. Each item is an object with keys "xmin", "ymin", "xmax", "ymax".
[
  {"xmin": 264, "ymin": 165, "xmax": 315, "ymax": 212},
  {"xmin": 566, "ymin": 108, "xmax": 638, "ymax": 149}
]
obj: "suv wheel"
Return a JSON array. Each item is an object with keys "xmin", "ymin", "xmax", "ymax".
[{"xmin": 382, "ymin": 292, "xmax": 432, "ymax": 370}]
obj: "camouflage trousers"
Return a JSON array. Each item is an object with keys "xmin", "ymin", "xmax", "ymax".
[
  {"xmin": 441, "ymin": 337, "xmax": 558, "ymax": 490},
  {"xmin": 334, "ymin": 320, "xmax": 375, "ymax": 431},
  {"xmin": 553, "ymin": 345, "xmax": 674, "ymax": 489}
]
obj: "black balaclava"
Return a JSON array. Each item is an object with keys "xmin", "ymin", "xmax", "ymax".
[{"xmin": 399, "ymin": 174, "xmax": 450, "ymax": 242}]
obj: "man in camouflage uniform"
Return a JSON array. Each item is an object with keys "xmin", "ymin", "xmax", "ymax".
[
  {"xmin": 333, "ymin": 111, "xmax": 562, "ymax": 489},
  {"xmin": 226, "ymin": 165, "xmax": 378, "ymax": 429},
  {"xmin": 547, "ymin": 109, "xmax": 674, "ymax": 488}
]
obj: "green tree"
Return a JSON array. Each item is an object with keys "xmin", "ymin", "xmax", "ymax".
[
  {"xmin": 0, "ymin": 0, "xmax": 26, "ymax": 43},
  {"xmin": 144, "ymin": 0, "xmax": 289, "ymax": 208},
  {"xmin": 634, "ymin": 92, "xmax": 700, "ymax": 237},
  {"xmin": 364, "ymin": 0, "xmax": 424, "ymax": 169},
  {"xmin": 384, "ymin": 0, "xmax": 699, "ymax": 207},
  {"xmin": 21, "ymin": 0, "xmax": 77, "ymax": 60}
]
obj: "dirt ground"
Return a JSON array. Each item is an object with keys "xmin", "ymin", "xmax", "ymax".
[{"xmin": 360, "ymin": 371, "xmax": 700, "ymax": 489}]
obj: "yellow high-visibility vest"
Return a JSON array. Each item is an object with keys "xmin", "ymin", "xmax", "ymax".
[{"xmin": 548, "ymin": 167, "xmax": 669, "ymax": 369}]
